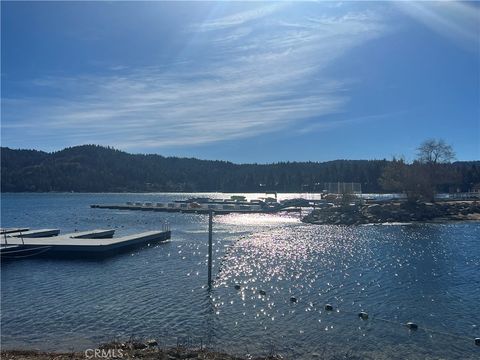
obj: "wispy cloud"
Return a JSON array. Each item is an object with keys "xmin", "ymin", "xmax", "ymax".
[
  {"xmin": 2, "ymin": 4, "xmax": 387, "ymax": 150},
  {"xmin": 395, "ymin": 1, "xmax": 480, "ymax": 51},
  {"xmin": 296, "ymin": 111, "xmax": 408, "ymax": 134},
  {"xmin": 193, "ymin": 3, "xmax": 286, "ymax": 32}
]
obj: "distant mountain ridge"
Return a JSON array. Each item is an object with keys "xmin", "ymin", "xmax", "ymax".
[{"xmin": 1, "ymin": 145, "xmax": 479, "ymax": 193}]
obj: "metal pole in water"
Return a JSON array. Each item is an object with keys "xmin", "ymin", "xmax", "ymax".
[{"xmin": 208, "ymin": 210, "xmax": 213, "ymax": 289}]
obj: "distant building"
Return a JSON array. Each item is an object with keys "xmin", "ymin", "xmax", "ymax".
[{"xmin": 323, "ymin": 182, "xmax": 362, "ymax": 194}]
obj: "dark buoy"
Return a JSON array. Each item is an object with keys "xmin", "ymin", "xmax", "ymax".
[
  {"xmin": 474, "ymin": 338, "xmax": 480, "ymax": 346},
  {"xmin": 324, "ymin": 304, "xmax": 333, "ymax": 311},
  {"xmin": 259, "ymin": 290, "xmax": 266, "ymax": 296},
  {"xmin": 358, "ymin": 311, "xmax": 368, "ymax": 320},
  {"xmin": 405, "ymin": 322, "xmax": 418, "ymax": 330},
  {"xmin": 234, "ymin": 284, "xmax": 241, "ymax": 290},
  {"xmin": 290, "ymin": 296, "xmax": 297, "ymax": 303}
]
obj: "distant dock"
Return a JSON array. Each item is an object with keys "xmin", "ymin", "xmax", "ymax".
[
  {"xmin": 90, "ymin": 203, "xmax": 270, "ymax": 214},
  {"xmin": 91, "ymin": 196, "xmax": 309, "ymax": 215}
]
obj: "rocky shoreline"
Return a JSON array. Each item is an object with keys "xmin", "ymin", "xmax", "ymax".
[
  {"xmin": 1, "ymin": 348, "xmax": 280, "ymax": 360},
  {"xmin": 302, "ymin": 201, "xmax": 480, "ymax": 225},
  {"xmin": 0, "ymin": 338, "xmax": 373, "ymax": 360}
]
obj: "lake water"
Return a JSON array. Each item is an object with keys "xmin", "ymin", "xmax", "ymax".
[{"xmin": 1, "ymin": 193, "xmax": 479, "ymax": 359}]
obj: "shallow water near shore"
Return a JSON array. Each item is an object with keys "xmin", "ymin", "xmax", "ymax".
[{"xmin": 1, "ymin": 193, "xmax": 479, "ymax": 359}]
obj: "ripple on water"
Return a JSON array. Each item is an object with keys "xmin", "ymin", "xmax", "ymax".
[{"xmin": 1, "ymin": 194, "xmax": 480, "ymax": 359}]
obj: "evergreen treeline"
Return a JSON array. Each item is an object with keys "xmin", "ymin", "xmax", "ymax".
[{"xmin": 1, "ymin": 145, "xmax": 479, "ymax": 193}]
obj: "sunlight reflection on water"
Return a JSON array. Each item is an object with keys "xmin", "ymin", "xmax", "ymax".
[{"xmin": 1, "ymin": 193, "xmax": 479, "ymax": 359}]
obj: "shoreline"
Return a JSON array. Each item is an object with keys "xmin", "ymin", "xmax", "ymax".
[
  {"xmin": 1, "ymin": 339, "xmax": 284, "ymax": 360},
  {"xmin": 0, "ymin": 347, "xmax": 367, "ymax": 360},
  {"xmin": 0, "ymin": 347, "xmax": 281, "ymax": 360},
  {"xmin": 302, "ymin": 200, "xmax": 480, "ymax": 225}
]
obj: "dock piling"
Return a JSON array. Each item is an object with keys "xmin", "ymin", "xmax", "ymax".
[{"xmin": 208, "ymin": 210, "xmax": 213, "ymax": 289}]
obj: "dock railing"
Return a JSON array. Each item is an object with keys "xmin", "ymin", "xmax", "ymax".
[{"xmin": 2, "ymin": 230, "xmax": 25, "ymax": 245}]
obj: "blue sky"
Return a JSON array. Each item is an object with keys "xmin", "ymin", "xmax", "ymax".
[{"xmin": 1, "ymin": 1, "xmax": 479, "ymax": 163}]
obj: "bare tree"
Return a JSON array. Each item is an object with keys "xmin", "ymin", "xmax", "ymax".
[{"xmin": 416, "ymin": 139, "xmax": 455, "ymax": 164}]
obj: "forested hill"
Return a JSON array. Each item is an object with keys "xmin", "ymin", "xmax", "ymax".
[{"xmin": 1, "ymin": 145, "xmax": 479, "ymax": 193}]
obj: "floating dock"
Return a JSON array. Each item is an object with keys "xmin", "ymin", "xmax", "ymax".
[{"xmin": 1, "ymin": 230, "xmax": 171, "ymax": 259}]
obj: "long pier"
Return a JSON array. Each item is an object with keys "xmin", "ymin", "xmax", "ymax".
[
  {"xmin": 91, "ymin": 202, "xmax": 306, "ymax": 214},
  {"xmin": 91, "ymin": 203, "xmax": 274, "ymax": 214}
]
